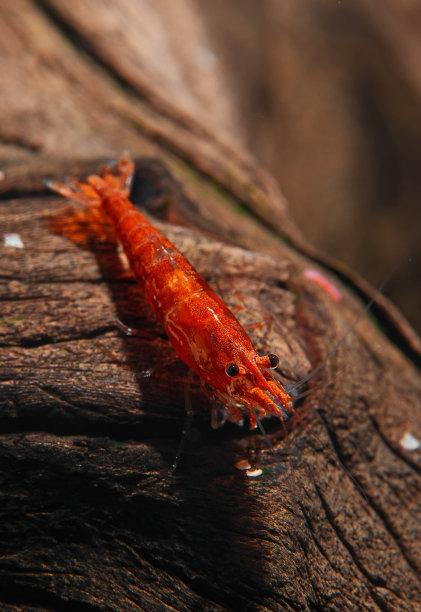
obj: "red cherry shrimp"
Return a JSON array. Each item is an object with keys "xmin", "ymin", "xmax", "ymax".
[{"xmin": 46, "ymin": 154, "xmax": 296, "ymax": 434}]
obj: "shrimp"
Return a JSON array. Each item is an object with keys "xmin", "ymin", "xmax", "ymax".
[{"xmin": 46, "ymin": 154, "xmax": 294, "ymax": 430}]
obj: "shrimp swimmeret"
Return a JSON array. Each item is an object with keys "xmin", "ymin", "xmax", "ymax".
[{"xmin": 47, "ymin": 155, "xmax": 294, "ymax": 430}]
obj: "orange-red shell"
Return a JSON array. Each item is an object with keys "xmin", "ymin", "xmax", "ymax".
[{"xmin": 48, "ymin": 156, "xmax": 294, "ymax": 429}]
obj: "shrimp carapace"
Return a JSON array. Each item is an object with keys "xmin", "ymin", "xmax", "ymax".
[{"xmin": 47, "ymin": 155, "xmax": 295, "ymax": 430}]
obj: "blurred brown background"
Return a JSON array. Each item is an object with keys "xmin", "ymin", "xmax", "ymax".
[{"xmin": 196, "ymin": 0, "xmax": 421, "ymax": 333}]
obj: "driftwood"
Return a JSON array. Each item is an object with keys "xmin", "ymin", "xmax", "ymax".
[{"xmin": 1, "ymin": 3, "xmax": 421, "ymax": 611}]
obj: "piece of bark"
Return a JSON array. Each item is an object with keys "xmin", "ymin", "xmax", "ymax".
[
  {"xmin": 1, "ymin": 156, "xmax": 421, "ymax": 612},
  {"xmin": 0, "ymin": 2, "xmax": 421, "ymax": 611}
]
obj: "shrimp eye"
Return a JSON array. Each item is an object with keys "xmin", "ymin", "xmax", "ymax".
[
  {"xmin": 268, "ymin": 353, "xmax": 279, "ymax": 368},
  {"xmin": 225, "ymin": 363, "xmax": 239, "ymax": 377}
]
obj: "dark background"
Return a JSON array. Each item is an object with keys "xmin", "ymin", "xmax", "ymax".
[{"xmin": 196, "ymin": 0, "xmax": 421, "ymax": 333}]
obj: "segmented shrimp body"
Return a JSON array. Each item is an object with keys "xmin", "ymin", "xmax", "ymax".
[{"xmin": 48, "ymin": 155, "xmax": 294, "ymax": 429}]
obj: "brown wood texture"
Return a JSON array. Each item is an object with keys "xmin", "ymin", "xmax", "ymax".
[{"xmin": 1, "ymin": 2, "xmax": 421, "ymax": 611}]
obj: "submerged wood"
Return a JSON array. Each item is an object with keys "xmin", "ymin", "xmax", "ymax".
[{"xmin": 0, "ymin": 2, "xmax": 420, "ymax": 610}]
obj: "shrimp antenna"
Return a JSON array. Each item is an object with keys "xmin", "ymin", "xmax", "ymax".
[
  {"xmin": 171, "ymin": 370, "xmax": 196, "ymax": 472},
  {"xmin": 285, "ymin": 232, "xmax": 420, "ymax": 399},
  {"xmin": 249, "ymin": 405, "xmax": 275, "ymax": 452}
]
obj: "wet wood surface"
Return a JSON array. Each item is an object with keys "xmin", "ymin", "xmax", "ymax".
[{"xmin": 1, "ymin": 2, "xmax": 421, "ymax": 611}]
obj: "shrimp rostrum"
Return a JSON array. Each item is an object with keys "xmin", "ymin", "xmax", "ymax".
[{"xmin": 47, "ymin": 155, "xmax": 294, "ymax": 430}]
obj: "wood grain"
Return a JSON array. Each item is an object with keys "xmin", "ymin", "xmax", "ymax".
[{"xmin": 0, "ymin": 2, "xmax": 420, "ymax": 611}]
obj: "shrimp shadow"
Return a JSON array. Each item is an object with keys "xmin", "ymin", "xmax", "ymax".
[{"xmin": 45, "ymin": 157, "xmax": 301, "ymax": 607}]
